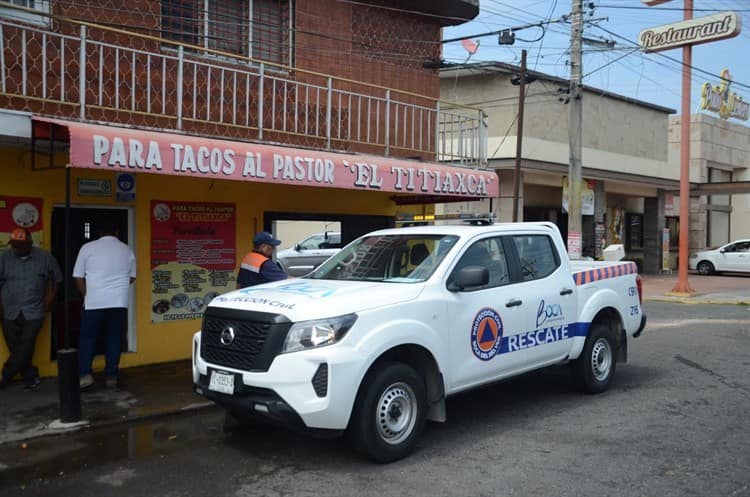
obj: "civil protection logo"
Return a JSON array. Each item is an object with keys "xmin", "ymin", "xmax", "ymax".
[{"xmin": 471, "ymin": 307, "xmax": 503, "ymax": 361}]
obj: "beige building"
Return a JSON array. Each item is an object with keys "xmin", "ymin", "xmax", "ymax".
[
  {"xmin": 667, "ymin": 113, "xmax": 750, "ymax": 250},
  {"xmin": 439, "ymin": 62, "xmax": 680, "ymax": 273}
]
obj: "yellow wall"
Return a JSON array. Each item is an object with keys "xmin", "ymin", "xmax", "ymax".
[{"xmin": 1, "ymin": 148, "xmax": 419, "ymax": 377}]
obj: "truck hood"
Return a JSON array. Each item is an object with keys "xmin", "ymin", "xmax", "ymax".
[{"xmin": 207, "ymin": 279, "xmax": 425, "ymax": 321}]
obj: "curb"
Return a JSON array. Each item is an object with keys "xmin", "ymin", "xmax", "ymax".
[
  {"xmin": 644, "ymin": 296, "xmax": 750, "ymax": 306},
  {"xmin": 0, "ymin": 401, "xmax": 219, "ymax": 447}
]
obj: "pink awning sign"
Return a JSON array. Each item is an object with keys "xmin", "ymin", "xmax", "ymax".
[{"xmin": 35, "ymin": 118, "xmax": 498, "ymax": 199}]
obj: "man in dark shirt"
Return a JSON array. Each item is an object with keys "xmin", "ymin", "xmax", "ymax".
[
  {"xmin": 0, "ymin": 228, "xmax": 62, "ymax": 389},
  {"xmin": 236, "ymin": 232, "xmax": 289, "ymax": 288}
]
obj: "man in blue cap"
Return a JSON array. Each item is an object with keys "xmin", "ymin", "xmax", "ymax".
[{"xmin": 236, "ymin": 232, "xmax": 289, "ymax": 288}]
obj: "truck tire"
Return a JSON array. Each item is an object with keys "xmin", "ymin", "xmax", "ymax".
[
  {"xmin": 572, "ymin": 322, "xmax": 617, "ymax": 394},
  {"xmin": 348, "ymin": 362, "xmax": 426, "ymax": 463}
]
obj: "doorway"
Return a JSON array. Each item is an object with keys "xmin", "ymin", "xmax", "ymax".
[{"xmin": 50, "ymin": 206, "xmax": 136, "ymax": 360}]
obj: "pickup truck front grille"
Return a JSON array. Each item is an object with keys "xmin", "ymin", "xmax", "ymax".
[{"xmin": 200, "ymin": 307, "xmax": 292, "ymax": 372}]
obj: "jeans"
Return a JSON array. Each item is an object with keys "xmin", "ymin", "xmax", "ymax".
[
  {"xmin": 78, "ymin": 307, "xmax": 127, "ymax": 378},
  {"xmin": 2, "ymin": 312, "xmax": 43, "ymax": 385}
]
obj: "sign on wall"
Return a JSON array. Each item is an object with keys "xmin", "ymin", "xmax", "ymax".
[
  {"xmin": 562, "ymin": 177, "xmax": 595, "ymax": 216},
  {"xmin": 639, "ymin": 12, "xmax": 741, "ymax": 53},
  {"xmin": 0, "ymin": 196, "xmax": 43, "ymax": 246},
  {"xmin": 116, "ymin": 173, "xmax": 136, "ymax": 202},
  {"xmin": 77, "ymin": 178, "xmax": 112, "ymax": 197},
  {"xmin": 700, "ymin": 69, "xmax": 749, "ymax": 121},
  {"xmin": 150, "ymin": 200, "xmax": 236, "ymax": 323}
]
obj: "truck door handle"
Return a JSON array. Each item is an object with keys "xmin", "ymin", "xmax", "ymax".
[
  {"xmin": 560, "ymin": 288, "xmax": 573, "ymax": 296},
  {"xmin": 505, "ymin": 299, "xmax": 522, "ymax": 308}
]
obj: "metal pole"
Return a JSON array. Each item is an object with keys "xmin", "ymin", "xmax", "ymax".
[
  {"xmin": 512, "ymin": 49, "xmax": 527, "ymax": 223},
  {"xmin": 79, "ymin": 25, "xmax": 86, "ymax": 120},
  {"xmin": 176, "ymin": 46, "xmax": 183, "ymax": 130},
  {"xmin": 672, "ymin": 0, "xmax": 695, "ymax": 294},
  {"xmin": 58, "ymin": 165, "xmax": 81, "ymax": 423},
  {"xmin": 384, "ymin": 89, "xmax": 390, "ymax": 157},
  {"xmin": 567, "ymin": 0, "xmax": 583, "ymax": 260}
]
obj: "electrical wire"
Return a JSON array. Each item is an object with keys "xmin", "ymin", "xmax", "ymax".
[{"xmin": 592, "ymin": 24, "xmax": 750, "ymax": 90}]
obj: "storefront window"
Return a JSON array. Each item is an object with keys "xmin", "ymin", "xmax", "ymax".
[{"xmin": 625, "ymin": 213, "xmax": 643, "ymax": 251}]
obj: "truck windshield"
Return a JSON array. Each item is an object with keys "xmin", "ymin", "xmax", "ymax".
[{"xmin": 308, "ymin": 234, "xmax": 459, "ymax": 283}]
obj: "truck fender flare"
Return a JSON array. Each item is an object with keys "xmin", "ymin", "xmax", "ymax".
[
  {"xmin": 569, "ymin": 289, "xmax": 625, "ymax": 359},
  {"xmin": 347, "ymin": 320, "xmax": 447, "ymax": 425}
]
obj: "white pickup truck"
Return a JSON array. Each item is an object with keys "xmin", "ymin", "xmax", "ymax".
[{"xmin": 192, "ymin": 221, "xmax": 646, "ymax": 462}]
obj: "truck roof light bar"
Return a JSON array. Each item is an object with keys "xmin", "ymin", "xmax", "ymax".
[{"xmin": 395, "ymin": 213, "xmax": 495, "ymax": 226}]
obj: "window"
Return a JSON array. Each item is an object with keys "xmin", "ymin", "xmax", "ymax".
[
  {"xmin": 161, "ymin": 0, "xmax": 290, "ymax": 64},
  {"xmin": 311, "ymin": 235, "xmax": 458, "ymax": 283},
  {"xmin": 626, "ymin": 213, "xmax": 643, "ymax": 251},
  {"xmin": 512, "ymin": 235, "xmax": 559, "ymax": 282},
  {"xmin": 449, "ymin": 238, "xmax": 510, "ymax": 290},
  {"xmin": 1, "ymin": 0, "xmax": 50, "ymax": 25}
]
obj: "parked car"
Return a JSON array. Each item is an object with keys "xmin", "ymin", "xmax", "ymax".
[
  {"xmin": 689, "ymin": 239, "xmax": 750, "ymax": 275},
  {"xmin": 276, "ymin": 232, "xmax": 342, "ymax": 276}
]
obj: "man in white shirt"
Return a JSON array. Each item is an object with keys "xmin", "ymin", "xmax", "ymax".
[{"xmin": 73, "ymin": 225, "xmax": 135, "ymax": 389}]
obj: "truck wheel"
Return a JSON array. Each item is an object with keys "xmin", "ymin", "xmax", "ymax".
[
  {"xmin": 572, "ymin": 323, "xmax": 617, "ymax": 394},
  {"xmin": 697, "ymin": 261, "xmax": 714, "ymax": 276},
  {"xmin": 348, "ymin": 362, "xmax": 426, "ymax": 463}
]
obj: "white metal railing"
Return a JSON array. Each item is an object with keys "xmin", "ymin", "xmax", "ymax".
[{"xmin": 0, "ymin": 15, "xmax": 486, "ymax": 167}]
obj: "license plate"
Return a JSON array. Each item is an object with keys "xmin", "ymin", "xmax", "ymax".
[{"xmin": 208, "ymin": 370, "xmax": 235, "ymax": 395}]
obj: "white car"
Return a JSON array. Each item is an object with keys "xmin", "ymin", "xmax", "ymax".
[
  {"xmin": 276, "ymin": 232, "xmax": 342, "ymax": 276},
  {"xmin": 689, "ymin": 239, "xmax": 750, "ymax": 275}
]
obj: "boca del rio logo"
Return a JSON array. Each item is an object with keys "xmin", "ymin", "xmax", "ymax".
[{"xmin": 471, "ymin": 308, "xmax": 503, "ymax": 361}]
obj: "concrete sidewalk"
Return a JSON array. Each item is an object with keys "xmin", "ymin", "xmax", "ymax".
[
  {"xmin": 0, "ymin": 360, "xmax": 213, "ymax": 446},
  {"xmin": 0, "ymin": 272, "xmax": 747, "ymax": 449},
  {"xmin": 641, "ymin": 272, "xmax": 750, "ymax": 305}
]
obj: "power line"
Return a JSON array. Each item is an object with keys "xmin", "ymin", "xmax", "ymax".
[
  {"xmin": 592, "ymin": 24, "xmax": 750, "ymax": 90},
  {"xmin": 595, "ymin": 4, "xmax": 750, "ymax": 12}
]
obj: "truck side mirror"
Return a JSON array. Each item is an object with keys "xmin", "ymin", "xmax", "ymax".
[
  {"xmin": 448, "ymin": 266, "xmax": 489, "ymax": 291},
  {"xmin": 294, "ymin": 243, "xmax": 301, "ymax": 251}
]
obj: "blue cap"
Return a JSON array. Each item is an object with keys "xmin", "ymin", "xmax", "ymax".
[{"xmin": 253, "ymin": 231, "xmax": 281, "ymax": 247}]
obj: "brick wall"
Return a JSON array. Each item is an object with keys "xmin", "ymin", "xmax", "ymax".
[{"xmin": 0, "ymin": 0, "xmax": 443, "ymax": 159}]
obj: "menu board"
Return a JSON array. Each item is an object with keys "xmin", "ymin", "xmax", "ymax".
[{"xmin": 150, "ymin": 200, "xmax": 236, "ymax": 323}]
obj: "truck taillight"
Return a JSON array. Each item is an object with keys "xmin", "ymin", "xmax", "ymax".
[{"xmin": 636, "ymin": 275, "xmax": 643, "ymax": 305}]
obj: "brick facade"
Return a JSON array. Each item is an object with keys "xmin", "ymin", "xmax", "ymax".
[{"xmin": 0, "ymin": 0, "xmax": 444, "ymax": 159}]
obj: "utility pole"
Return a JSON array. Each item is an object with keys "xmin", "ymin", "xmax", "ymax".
[
  {"xmin": 512, "ymin": 49, "xmax": 527, "ymax": 222},
  {"xmin": 567, "ymin": 0, "xmax": 584, "ymax": 260}
]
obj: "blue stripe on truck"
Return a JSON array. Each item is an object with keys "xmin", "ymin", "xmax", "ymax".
[{"xmin": 496, "ymin": 322, "xmax": 590, "ymax": 355}]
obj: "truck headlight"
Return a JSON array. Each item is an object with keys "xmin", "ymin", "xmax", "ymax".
[{"xmin": 282, "ymin": 313, "xmax": 357, "ymax": 354}]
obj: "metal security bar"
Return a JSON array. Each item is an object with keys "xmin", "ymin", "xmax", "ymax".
[{"xmin": 0, "ymin": 13, "xmax": 486, "ymax": 167}]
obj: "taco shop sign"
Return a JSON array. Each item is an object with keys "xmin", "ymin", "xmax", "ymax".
[{"xmin": 638, "ymin": 12, "xmax": 741, "ymax": 53}]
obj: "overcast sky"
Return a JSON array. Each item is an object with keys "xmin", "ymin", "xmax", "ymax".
[{"xmin": 441, "ymin": 0, "xmax": 750, "ymax": 119}]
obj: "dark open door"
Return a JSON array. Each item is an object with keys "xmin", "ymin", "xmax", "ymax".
[{"xmin": 50, "ymin": 207, "xmax": 129, "ymax": 360}]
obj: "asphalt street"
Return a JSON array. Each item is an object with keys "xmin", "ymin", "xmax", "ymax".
[{"xmin": 1, "ymin": 301, "xmax": 749, "ymax": 497}]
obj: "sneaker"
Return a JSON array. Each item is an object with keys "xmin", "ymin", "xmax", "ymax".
[
  {"xmin": 105, "ymin": 377, "xmax": 118, "ymax": 389},
  {"xmin": 79, "ymin": 374, "xmax": 95, "ymax": 390},
  {"xmin": 23, "ymin": 377, "xmax": 41, "ymax": 390}
]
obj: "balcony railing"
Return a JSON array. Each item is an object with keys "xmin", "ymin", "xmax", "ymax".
[{"xmin": 0, "ymin": 13, "xmax": 486, "ymax": 167}]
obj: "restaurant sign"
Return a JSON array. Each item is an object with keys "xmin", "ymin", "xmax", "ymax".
[
  {"xmin": 700, "ymin": 69, "xmax": 749, "ymax": 121},
  {"xmin": 639, "ymin": 12, "xmax": 741, "ymax": 53}
]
